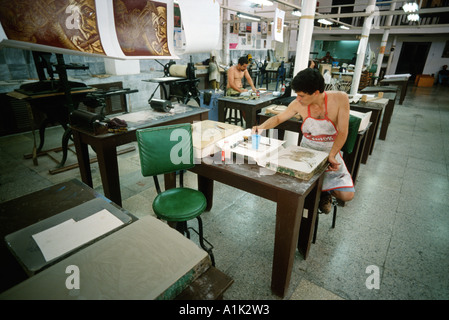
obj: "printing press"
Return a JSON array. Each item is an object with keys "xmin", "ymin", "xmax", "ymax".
[
  {"xmin": 144, "ymin": 56, "xmax": 201, "ymax": 108},
  {"xmin": 7, "ymin": 51, "xmax": 138, "ymax": 171}
]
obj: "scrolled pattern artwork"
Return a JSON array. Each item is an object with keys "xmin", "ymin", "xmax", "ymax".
[{"xmin": 0, "ymin": 0, "xmax": 105, "ymax": 55}]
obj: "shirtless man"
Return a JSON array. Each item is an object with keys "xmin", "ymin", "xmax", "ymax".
[
  {"xmin": 319, "ymin": 51, "xmax": 335, "ymax": 64},
  {"xmin": 252, "ymin": 68, "xmax": 354, "ymax": 213},
  {"xmin": 226, "ymin": 56, "xmax": 257, "ymax": 95}
]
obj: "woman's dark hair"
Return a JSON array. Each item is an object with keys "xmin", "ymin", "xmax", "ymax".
[{"xmin": 291, "ymin": 68, "xmax": 325, "ymax": 94}]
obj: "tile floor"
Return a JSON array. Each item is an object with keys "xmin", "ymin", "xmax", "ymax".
[{"xmin": 1, "ymin": 83, "xmax": 448, "ymax": 300}]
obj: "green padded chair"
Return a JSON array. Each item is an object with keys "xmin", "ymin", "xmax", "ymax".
[{"xmin": 136, "ymin": 123, "xmax": 215, "ymax": 266}]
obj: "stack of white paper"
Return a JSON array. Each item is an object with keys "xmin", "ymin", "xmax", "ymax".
[{"xmin": 350, "ymin": 110, "xmax": 372, "ymax": 132}]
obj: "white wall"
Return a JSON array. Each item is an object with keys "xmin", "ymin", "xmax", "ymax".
[
  {"xmin": 310, "ymin": 33, "xmax": 449, "ymax": 78},
  {"xmin": 423, "ymin": 41, "xmax": 449, "ymax": 76}
]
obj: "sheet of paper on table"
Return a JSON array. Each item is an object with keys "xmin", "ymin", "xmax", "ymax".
[
  {"xmin": 32, "ymin": 209, "xmax": 124, "ymax": 262},
  {"xmin": 383, "ymin": 74, "xmax": 411, "ymax": 79}
]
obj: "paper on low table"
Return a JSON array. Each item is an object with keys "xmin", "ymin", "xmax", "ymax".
[
  {"xmin": 1, "ymin": 216, "xmax": 209, "ymax": 300},
  {"xmin": 32, "ymin": 209, "xmax": 124, "ymax": 262}
]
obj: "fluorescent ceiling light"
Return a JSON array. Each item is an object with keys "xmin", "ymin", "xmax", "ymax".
[
  {"xmin": 237, "ymin": 13, "xmax": 260, "ymax": 21},
  {"xmin": 292, "ymin": 10, "xmax": 301, "ymax": 17},
  {"xmin": 407, "ymin": 13, "xmax": 420, "ymax": 21},
  {"xmin": 403, "ymin": 2, "xmax": 419, "ymax": 13},
  {"xmin": 317, "ymin": 19, "xmax": 333, "ymax": 25},
  {"xmin": 339, "ymin": 25, "xmax": 350, "ymax": 30},
  {"xmin": 251, "ymin": 0, "xmax": 274, "ymax": 6}
]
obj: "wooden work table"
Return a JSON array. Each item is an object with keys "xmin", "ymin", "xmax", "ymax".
[
  {"xmin": 218, "ymin": 91, "xmax": 279, "ymax": 128},
  {"xmin": 71, "ymin": 104, "xmax": 209, "ymax": 207},
  {"xmin": 189, "ymin": 157, "xmax": 326, "ymax": 298},
  {"xmin": 379, "ymin": 76, "xmax": 410, "ymax": 105},
  {"xmin": 350, "ymin": 98, "xmax": 388, "ymax": 164},
  {"xmin": 360, "ymin": 89, "xmax": 397, "ymax": 141}
]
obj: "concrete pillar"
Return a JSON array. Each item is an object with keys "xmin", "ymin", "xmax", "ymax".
[
  {"xmin": 283, "ymin": 0, "xmax": 316, "ymax": 147},
  {"xmin": 350, "ymin": 0, "xmax": 376, "ymax": 96},
  {"xmin": 292, "ymin": 0, "xmax": 316, "ymax": 77},
  {"xmin": 385, "ymin": 36, "xmax": 397, "ymax": 75},
  {"xmin": 374, "ymin": 2, "xmax": 396, "ymax": 84},
  {"xmin": 222, "ymin": 0, "xmax": 230, "ymax": 66}
]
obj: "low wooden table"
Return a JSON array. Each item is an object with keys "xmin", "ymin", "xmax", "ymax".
[
  {"xmin": 0, "ymin": 179, "xmax": 136, "ymax": 293},
  {"xmin": 0, "ymin": 179, "xmax": 232, "ymax": 300}
]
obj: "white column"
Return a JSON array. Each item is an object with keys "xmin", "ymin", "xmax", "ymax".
[
  {"xmin": 385, "ymin": 36, "xmax": 397, "ymax": 75},
  {"xmin": 293, "ymin": 0, "xmax": 316, "ymax": 77},
  {"xmin": 222, "ymin": 1, "xmax": 230, "ymax": 66},
  {"xmin": 283, "ymin": 0, "xmax": 316, "ymax": 147},
  {"xmin": 350, "ymin": 0, "xmax": 376, "ymax": 96},
  {"xmin": 374, "ymin": 2, "xmax": 396, "ymax": 84}
]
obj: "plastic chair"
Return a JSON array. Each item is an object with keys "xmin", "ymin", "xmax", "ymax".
[{"xmin": 136, "ymin": 123, "xmax": 215, "ymax": 266}]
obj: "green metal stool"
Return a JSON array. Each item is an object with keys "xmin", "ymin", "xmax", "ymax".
[{"xmin": 136, "ymin": 123, "xmax": 215, "ymax": 266}]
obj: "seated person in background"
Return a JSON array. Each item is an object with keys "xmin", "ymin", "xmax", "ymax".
[
  {"xmin": 226, "ymin": 56, "xmax": 257, "ymax": 96},
  {"xmin": 252, "ymin": 68, "xmax": 354, "ymax": 213},
  {"xmin": 208, "ymin": 56, "xmax": 220, "ymax": 90},
  {"xmin": 438, "ymin": 65, "xmax": 449, "ymax": 85},
  {"xmin": 319, "ymin": 51, "xmax": 335, "ymax": 64}
]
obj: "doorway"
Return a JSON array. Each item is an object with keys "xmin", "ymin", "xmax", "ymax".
[{"xmin": 396, "ymin": 42, "xmax": 431, "ymax": 81}]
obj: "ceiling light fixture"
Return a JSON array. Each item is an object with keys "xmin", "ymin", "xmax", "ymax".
[
  {"xmin": 339, "ymin": 25, "xmax": 350, "ymax": 30},
  {"xmin": 407, "ymin": 13, "xmax": 420, "ymax": 21},
  {"xmin": 403, "ymin": 2, "xmax": 419, "ymax": 13},
  {"xmin": 317, "ymin": 19, "xmax": 333, "ymax": 25},
  {"xmin": 403, "ymin": 1, "xmax": 419, "ymax": 21},
  {"xmin": 292, "ymin": 9, "xmax": 301, "ymax": 17},
  {"xmin": 237, "ymin": 13, "xmax": 261, "ymax": 21}
]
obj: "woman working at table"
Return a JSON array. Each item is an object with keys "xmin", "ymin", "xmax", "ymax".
[{"xmin": 252, "ymin": 68, "xmax": 354, "ymax": 213}]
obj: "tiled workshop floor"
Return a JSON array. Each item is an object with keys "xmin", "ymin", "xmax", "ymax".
[{"xmin": 1, "ymin": 83, "xmax": 448, "ymax": 300}]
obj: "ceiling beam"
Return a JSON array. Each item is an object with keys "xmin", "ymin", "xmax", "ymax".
[{"xmin": 312, "ymin": 7, "xmax": 449, "ymax": 19}]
